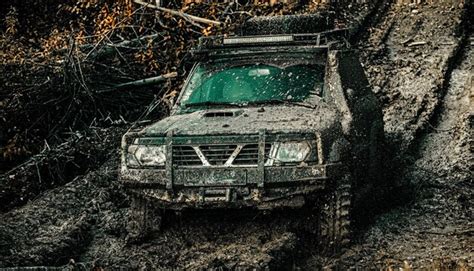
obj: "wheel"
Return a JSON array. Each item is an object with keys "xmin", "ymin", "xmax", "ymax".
[
  {"xmin": 126, "ymin": 195, "xmax": 163, "ymax": 243},
  {"xmin": 318, "ymin": 178, "xmax": 351, "ymax": 254}
]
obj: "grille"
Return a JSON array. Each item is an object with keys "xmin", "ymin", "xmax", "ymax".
[
  {"xmin": 173, "ymin": 146, "xmax": 202, "ymax": 166},
  {"xmin": 233, "ymin": 143, "xmax": 271, "ymax": 165},
  {"xmin": 200, "ymin": 144, "xmax": 237, "ymax": 166},
  {"xmin": 172, "ymin": 143, "xmax": 272, "ymax": 167}
]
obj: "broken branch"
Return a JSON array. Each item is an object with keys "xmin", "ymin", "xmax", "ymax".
[
  {"xmin": 100, "ymin": 72, "xmax": 178, "ymax": 93},
  {"xmin": 56, "ymin": 33, "xmax": 164, "ymax": 58},
  {"xmin": 133, "ymin": 0, "xmax": 222, "ymax": 26},
  {"xmin": 408, "ymin": 41, "xmax": 427, "ymax": 47}
]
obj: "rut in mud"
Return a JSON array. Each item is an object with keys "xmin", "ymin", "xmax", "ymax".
[
  {"xmin": 0, "ymin": 2, "xmax": 472, "ymax": 270},
  {"xmin": 296, "ymin": 3, "xmax": 472, "ymax": 269},
  {"xmin": 304, "ymin": 35, "xmax": 472, "ymax": 270}
]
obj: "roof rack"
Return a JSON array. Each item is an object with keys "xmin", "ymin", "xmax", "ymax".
[
  {"xmin": 195, "ymin": 29, "xmax": 349, "ymax": 52},
  {"xmin": 240, "ymin": 13, "xmax": 335, "ymax": 36}
]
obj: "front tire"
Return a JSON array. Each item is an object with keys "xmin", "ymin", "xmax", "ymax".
[
  {"xmin": 318, "ymin": 179, "xmax": 351, "ymax": 254},
  {"xmin": 127, "ymin": 195, "xmax": 163, "ymax": 243}
]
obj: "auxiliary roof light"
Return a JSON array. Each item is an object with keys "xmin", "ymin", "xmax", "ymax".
[{"xmin": 223, "ymin": 35, "xmax": 294, "ymax": 45}]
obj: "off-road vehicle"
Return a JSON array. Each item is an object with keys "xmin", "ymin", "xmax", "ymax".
[{"xmin": 120, "ymin": 15, "xmax": 384, "ymax": 252}]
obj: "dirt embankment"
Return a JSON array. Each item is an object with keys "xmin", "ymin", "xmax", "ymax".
[
  {"xmin": 302, "ymin": 4, "xmax": 472, "ymax": 270},
  {"xmin": 360, "ymin": 4, "xmax": 467, "ymax": 155},
  {"xmin": 317, "ymin": 40, "xmax": 472, "ymax": 270},
  {"xmin": 0, "ymin": 2, "xmax": 472, "ymax": 270}
]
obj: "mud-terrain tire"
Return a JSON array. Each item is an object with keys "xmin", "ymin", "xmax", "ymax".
[
  {"xmin": 126, "ymin": 195, "xmax": 162, "ymax": 243},
  {"xmin": 318, "ymin": 180, "xmax": 351, "ymax": 254}
]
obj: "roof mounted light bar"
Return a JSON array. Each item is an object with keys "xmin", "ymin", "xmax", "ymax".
[
  {"xmin": 223, "ymin": 35, "xmax": 294, "ymax": 45},
  {"xmin": 196, "ymin": 29, "xmax": 349, "ymax": 50}
]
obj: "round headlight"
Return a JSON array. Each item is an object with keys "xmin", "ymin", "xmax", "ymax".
[
  {"xmin": 275, "ymin": 141, "xmax": 311, "ymax": 162},
  {"xmin": 133, "ymin": 145, "xmax": 167, "ymax": 166}
]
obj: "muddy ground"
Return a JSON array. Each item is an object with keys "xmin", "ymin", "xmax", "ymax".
[{"xmin": 0, "ymin": 2, "xmax": 472, "ymax": 270}]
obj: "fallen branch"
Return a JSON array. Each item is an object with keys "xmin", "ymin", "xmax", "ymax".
[
  {"xmin": 99, "ymin": 71, "xmax": 178, "ymax": 93},
  {"xmin": 56, "ymin": 33, "xmax": 164, "ymax": 58},
  {"xmin": 133, "ymin": 0, "xmax": 222, "ymax": 26},
  {"xmin": 408, "ymin": 41, "xmax": 427, "ymax": 47},
  {"xmin": 105, "ymin": 33, "xmax": 163, "ymax": 48}
]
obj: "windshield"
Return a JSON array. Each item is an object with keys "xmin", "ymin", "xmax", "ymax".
[{"xmin": 179, "ymin": 60, "xmax": 325, "ymax": 109}]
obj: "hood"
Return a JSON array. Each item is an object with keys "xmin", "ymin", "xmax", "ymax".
[{"xmin": 143, "ymin": 104, "xmax": 340, "ymax": 136}]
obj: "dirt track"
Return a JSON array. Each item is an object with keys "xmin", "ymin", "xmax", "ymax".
[
  {"xmin": 334, "ymin": 41, "xmax": 472, "ymax": 270},
  {"xmin": 0, "ymin": 3, "xmax": 472, "ymax": 270},
  {"xmin": 302, "ymin": 4, "xmax": 473, "ymax": 269}
]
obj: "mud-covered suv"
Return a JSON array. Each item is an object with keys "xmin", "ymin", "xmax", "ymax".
[{"xmin": 120, "ymin": 15, "xmax": 384, "ymax": 252}]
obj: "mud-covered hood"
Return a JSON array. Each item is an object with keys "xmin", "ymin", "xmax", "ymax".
[{"xmin": 143, "ymin": 105, "xmax": 339, "ymax": 136}]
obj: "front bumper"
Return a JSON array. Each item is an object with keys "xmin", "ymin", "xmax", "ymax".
[{"xmin": 121, "ymin": 163, "xmax": 345, "ymax": 210}]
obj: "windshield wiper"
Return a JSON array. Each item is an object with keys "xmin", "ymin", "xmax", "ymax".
[
  {"xmin": 184, "ymin": 100, "xmax": 315, "ymax": 109},
  {"xmin": 184, "ymin": 101, "xmax": 242, "ymax": 108},
  {"xmin": 246, "ymin": 99, "xmax": 315, "ymax": 109}
]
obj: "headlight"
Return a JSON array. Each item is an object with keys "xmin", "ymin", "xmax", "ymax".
[
  {"xmin": 274, "ymin": 141, "xmax": 311, "ymax": 162},
  {"xmin": 127, "ymin": 145, "xmax": 166, "ymax": 167}
]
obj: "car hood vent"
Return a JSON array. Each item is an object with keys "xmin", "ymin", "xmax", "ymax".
[{"xmin": 203, "ymin": 111, "xmax": 235, "ymax": 118}]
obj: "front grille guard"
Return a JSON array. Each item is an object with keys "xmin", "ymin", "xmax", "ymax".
[
  {"xmin": 173, "ymin": 144, "xmax": 272, "ymax": 167},
  {"xmin": 165, "ymin": 129, "xmax": 269, "ymax": 190}
]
